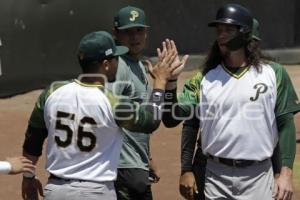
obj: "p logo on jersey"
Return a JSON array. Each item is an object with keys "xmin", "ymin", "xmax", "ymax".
[
  {"xmin": 130, "ymin": 10, "xmax": 139, "ymax": 21},
  {"xmin": 250, "ymin": 83, "xmax": 268, "ymax": 101}
]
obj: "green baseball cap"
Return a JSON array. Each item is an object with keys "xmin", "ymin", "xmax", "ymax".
[
  {"xmin": 78, "ymin": 31, "xmax": 128, "ymax": 61},
  {"xmin": 114, "ymin": 6, "xmax": 149, "ymax": 30},
  {"xmin": 252, "ymin": 18, "xmax": 261, "ymax": 41}
]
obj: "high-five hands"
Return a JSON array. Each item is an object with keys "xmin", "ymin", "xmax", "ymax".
[
  {"xmin": 157, "ymin": 39, "xmax": 189, "ymax": 80},
  {"xmin": 145, "ymin": 39, "xmax": 189, "ymax": 89}
]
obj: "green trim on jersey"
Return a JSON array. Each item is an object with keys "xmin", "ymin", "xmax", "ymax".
[
  {"xmin": 29, "ymin": 80, "xmax": 72, "ymax": 129},
  {"xmin": 74, "ymin": 79, "xmax": 104, "ymax": 87},
  {"xmin": 270, "ymin": 62, "xmax": 300, "ymax": 117},
  {"xmin": 221, "ymin": 64, "xmax": 250, "ymax": 79}
]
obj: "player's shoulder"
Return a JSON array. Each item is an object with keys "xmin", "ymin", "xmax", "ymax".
[
  {"xmin": 259, "ymin": 61, "xmax": 285, "ymax": 73},
  {"xmin": 118, "ymin": 56, "xmax": 127, "ymax": 66},
  {"xmin": 262, "ymin": 61, "xmax": 289, "ymax": 78},
  {"xmin": 45, "ymin": 80, "xmax": 73, "ymax": 95},
  {"xmin": 267, "ymin": 61, "xmax": 284, "ymax": 70},
  {"xmin": 184, "ymin": 70, "xmax": 204, "ymax": 91},
  {"xmin": 116, "ymin": 57, "xmax": 131, "ymax": 79},
  {"xmin": 260, "ymin": 62, "xmax": 292, "ymax": 83},
  {"xmin": 39, "ymin": 80, "xmax": 73, "ymax": 102},
  {"xmin": 190, "ymin": 68, "xmax": 206, "ymax": 83},
  {"xmin": 33, "ymin": 79, "xmax": 72, "ymax": 112}
]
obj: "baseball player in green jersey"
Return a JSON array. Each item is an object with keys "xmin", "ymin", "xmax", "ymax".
[
  {"xmin": 21, "ymin": 31, "xmax": 182, "ymax": 200},
  {"xmin": 111, "ymin": 6, "xmax": 158, "ymax": 200},
  {"xmin": 178, "ymin": 17, "xmax": 283, "ymax": 200},
  {"xmin": 110, "ymin": 6, "xmax": 188, "ymax": 200},
  {"xmin": 163, "ymin": 4, "xmax": 299, "ymax": 200},
  {"xmin": 0, "ymin": 157, "xmax": 35, "ymax": 175}
]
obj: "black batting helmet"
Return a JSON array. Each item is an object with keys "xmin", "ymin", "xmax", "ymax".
[{"xmin": 208, "ymin": 4, "xmax": 253, "ymax": 33}]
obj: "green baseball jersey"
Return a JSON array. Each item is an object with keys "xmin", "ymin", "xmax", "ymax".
[
  {"xmin": 107, "ymin": 55, "xmax": 152, "ymax": 170},
  {"xmin": 176, "ymin": 63, "xmax": 300, "ymax": 160}
]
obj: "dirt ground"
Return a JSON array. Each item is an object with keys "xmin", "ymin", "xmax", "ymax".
[{"xmin": 0, "ymin": 66, "xmax": 300, "ymax": 200}]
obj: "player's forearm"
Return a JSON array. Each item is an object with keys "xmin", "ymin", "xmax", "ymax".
[
  {"xmin": 181, "ymin": 121, "xmax": 199, "ymax": 172},
  {"xmin": 115, "ymin": 89, "xmax": 165, "ymax": 133},
  {"xmin": 277, "ymin": 113, "xmax": 296, "ymax": 169},
  {"xmin": 162, "ymin": 88, "xmax": 192, "ymax": 127}
]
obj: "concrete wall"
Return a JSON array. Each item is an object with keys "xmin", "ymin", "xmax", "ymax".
[{"xmin": 0, "ymin": 0, "xmax": 299, "ymax": 97}]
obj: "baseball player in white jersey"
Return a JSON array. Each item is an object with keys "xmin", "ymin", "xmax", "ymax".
[
  {"xmin": 21, "ymin": 31, "xmax": 182, "ymax": 200},
  {"xmin": 162, "ymin": 4, "xmax": 299, "ymax": 200},
  {"xmin": 178, "ymin": 18, "xmax": 283, "ymax": 200}
]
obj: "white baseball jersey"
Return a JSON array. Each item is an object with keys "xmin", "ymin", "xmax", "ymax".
[
  {"xmin": 31, "ymin": 80, "xmax": 123, "ymax": 182},
  {"xmin": 179, "ymin": 62, "xmax": 300, "ymax": 160},
  {"xmin": 200, "ymin": 64, "xmax": 277, "ymax": 160}
]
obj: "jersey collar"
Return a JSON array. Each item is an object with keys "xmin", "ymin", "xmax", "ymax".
[{"xmin": 221, "ymin": 63, "xmax": 250, "ymax": 79}]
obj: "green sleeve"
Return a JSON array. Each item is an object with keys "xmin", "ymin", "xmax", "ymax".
[
  {"xmin": 178, "ymin": 72, "xmax": 202, "ymax": 105},
  {"xmin": 162, "ymin": 72, "xmax": 203, "ymax": 127},
  {"xmin": 270, "ymin": 63, "xmax": 299, "ymax": 169},
  {"xmin": 107, "ymin": 89, "xmax": 164, "ymax": 133},
  {"xmin": 23, "ymin": 90, "xmax": 48, "ymax": 156},
  {"xmin": 277, "ymin": 113, "xmax": 296, "ymax": 169},
  {"xmin": 271, "ymin": 63, "xmax": 300, "ymax": 117},
  {"xmin": 28, "ymin": 90, "xmax": 48, "ymax": 129}
]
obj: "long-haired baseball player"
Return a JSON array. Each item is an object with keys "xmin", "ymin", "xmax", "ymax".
[
  {"xmin": 163, "ymin": 4, "xmax": 299, "ymax": 200},
  {"xmin": 178, "ymin": 17, "xmax": 286, "ymax": 200}
]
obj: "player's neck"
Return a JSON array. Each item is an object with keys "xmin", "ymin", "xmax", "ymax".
[
  {"xmin": 80, "ymin": 77, "xmax": 105, "ymax": 86},
  {"xmin": 126, "ymin": 52, "xmax": 141, "ymax": 62},
  {"xmin": 223, "ymin": 48, "xmax": 247, "ymax": 68}
]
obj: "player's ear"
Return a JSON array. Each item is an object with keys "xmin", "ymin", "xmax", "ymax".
[{"xmin": 102, "ymin": 59, "xmax": 110, "ymax": 71}]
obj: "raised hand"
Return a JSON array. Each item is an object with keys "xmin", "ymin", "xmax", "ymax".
[
  {"xmin": 145, "ymin": 39, "xmax": 185, "ymax": 90},
  {"xmin": 157, "ymin": 39, "xmax": 189, "ymax": 80}
]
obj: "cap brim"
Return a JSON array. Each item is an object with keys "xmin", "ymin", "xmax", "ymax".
[
  {"xmin": 114, "ymin": 46, "xmax": 129, "ymax": 56},
  {"xmin": 117, "ymin": 23, "xmax": 150, "ymax": 30}
]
